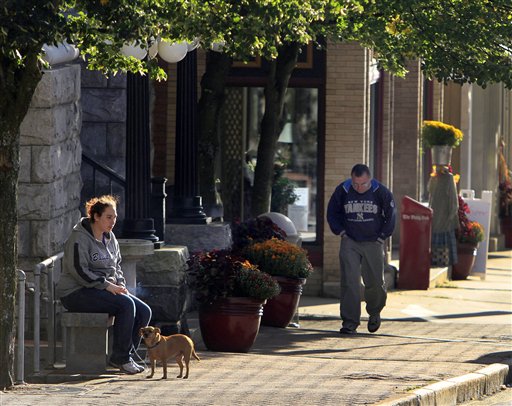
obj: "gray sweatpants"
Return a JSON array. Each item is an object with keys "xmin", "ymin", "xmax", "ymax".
[{"xmin": 339, "ymin": 237, "xmax": 387, "ymax": 330}]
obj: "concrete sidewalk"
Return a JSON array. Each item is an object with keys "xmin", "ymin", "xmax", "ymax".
[{"xmin": 1, "ymin": 251, "xmax": 511, "ymax": 405}]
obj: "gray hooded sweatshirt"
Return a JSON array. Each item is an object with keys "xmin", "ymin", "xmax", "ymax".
[{"xmin": 56, "ymin": 217, "xmax": 126, "ymax": 299}]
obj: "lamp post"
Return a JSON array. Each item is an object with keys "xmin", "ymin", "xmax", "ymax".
[
  {"xmin": 168, "ymin": 48, "xmax": 208, "ymax": 224},
  {"xmin": 122, "ymin": 39, "xmax": 206, "ymax": 242},
  {"xmin": 123, "ymin": 71, "xmax": 159, "ymax": 242}
]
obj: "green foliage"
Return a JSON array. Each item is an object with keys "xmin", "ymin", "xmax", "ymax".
[
  {"xmin": 346, "ymin": 0, "xmax": 512, "ymax": 88},
  {"xmin": 271, "ymin": 161, "xmax": 298, "ymax": 214}
]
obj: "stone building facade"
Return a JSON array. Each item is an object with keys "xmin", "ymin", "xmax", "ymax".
[{"xmin": 18, "ymin": 64, "xmax": 82, "ymax": 271}]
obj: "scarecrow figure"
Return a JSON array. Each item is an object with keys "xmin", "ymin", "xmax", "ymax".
[{"xmin": 429, "ymin": 165, "xmax": 459, "ymax": 266}]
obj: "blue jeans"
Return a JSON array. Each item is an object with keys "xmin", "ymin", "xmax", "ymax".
[{"xmin": 60, "ymin": 288, "xmax": 152, "ymax": 364}]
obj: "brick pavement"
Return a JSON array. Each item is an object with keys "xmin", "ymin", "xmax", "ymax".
[
  {"xmin": 1, "ymin": 251, "xmax": 511, "ymax": 405},
  {"xmin": 1, "ymin": 318, "xmax": 510, "ymax": 406}
]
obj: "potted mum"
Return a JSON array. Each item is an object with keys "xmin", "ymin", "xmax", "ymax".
[
  {"xmin": 187, "ymin": 249, "xmax": 280, "ymax": 352},
  {"xmin": 452, "ymin": 196, "xmax": 485, "ymax": 280},
  {"xmin": 243, "ymin": 238, "xmax": 313, "ymax": 328},
  {"xmin": 231, "ymin": 216, "xmax": 287, "ymax": 252},
  {"xmin": 421, "ymin": 120, "xmax": 464, "ymax": 166}
]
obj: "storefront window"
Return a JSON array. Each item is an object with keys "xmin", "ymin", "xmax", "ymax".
[{"xmin": 244, "ymin": 87, "xmax": 319, "ymax": 242}]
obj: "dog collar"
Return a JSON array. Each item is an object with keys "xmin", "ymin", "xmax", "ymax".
[{"xmin": 146, "ymin": 339, "xmax": 162, "ymax": 350}]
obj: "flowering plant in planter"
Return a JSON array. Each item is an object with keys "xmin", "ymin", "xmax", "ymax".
[
  {"xmin": 231, "ymin": 217, "xmax": 287, "ymax": 252},
  {"xmin": 456, "ymin": 196, "xmax": 485, "ymax": 244},
  {"xmin": 421, "ymin": 120, "xmax": 464, "ymax": 148},
  {"xmin": 187, "ymin": 249, "xmax": 281, "ymax": 304},
  {"xmin": 498, "ymin": 179, "xmax": 512, "ymax": 218},
  {"xmin": 243, "ymin": 237, "xmax": 313, "ymax": 279},
  {"xmin": 498, "ymin": 138, "xmax": 512, "ymax": 218}
]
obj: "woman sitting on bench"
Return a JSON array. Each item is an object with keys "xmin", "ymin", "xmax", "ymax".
[{"xmin": 57, "ymin": 195, "xmax": 151, "ymax": 374}]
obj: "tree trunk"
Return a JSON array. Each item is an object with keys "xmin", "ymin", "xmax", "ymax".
[
  {"xmin": 0, "ymin": 54, "xmax": 41, "ymax": 390},
  {"xmin": 0, "ymin": 126, "xmax": 19, "ymax": 391},
  {"xmin": 197, "ymin": 51, "xmax": 233, "ymax": 217},
  {"xmin": 251, "ymin": 43, "xmax": 300, "ymax": 217}
]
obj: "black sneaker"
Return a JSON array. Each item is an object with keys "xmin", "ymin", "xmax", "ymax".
[
  {"xmin": 368, "ymin": 314, "xmax": 381, "ymax": 333},
  {"xmin": 339, "ymin": 327, "xmax": 357, "ymax": 335}
]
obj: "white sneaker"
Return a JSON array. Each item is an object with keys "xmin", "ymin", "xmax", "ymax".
[
  {"xmin": 131, "ymin": 359, "xmax": 145, "ymax": 372},
  {"xmin": 119, "ymin": 359, "xmax": 142, "ymax": 375}
]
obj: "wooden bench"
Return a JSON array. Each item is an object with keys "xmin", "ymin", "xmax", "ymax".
[{"xmin": 61, "ymin": 312, "xmax": 114, "ymax": 373}]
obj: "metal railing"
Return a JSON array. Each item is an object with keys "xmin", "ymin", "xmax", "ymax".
[
  {"xmin": 16, "ymin": 270, "xmax": 26, "ymax": 384},
  {"xmin": 82, "ymin": 153, "xmax": 126, "ymax": 196},
  {"xmin": 16, "ymin": 253, "xmax": 64, "ymax": 384}
]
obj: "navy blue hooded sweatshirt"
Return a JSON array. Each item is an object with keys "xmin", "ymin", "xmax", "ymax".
[{"xmin": 327, "ymin": 179, "xmax": 396, "ymax": 242}]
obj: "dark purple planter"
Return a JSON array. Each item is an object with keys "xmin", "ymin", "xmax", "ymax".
[
  {"xmin": 199, "ymin": 297, "xmax": 266, "ymax": 353},
  {"xmin": 500, "ymin": 217, "xmax": 512, "ymax": 248},
  {"xmin": 452, "ymin": 242, "xmax": 478, "ymax": 280},
  {"xmin": 261, "ymin": 276, "xmax": 306, "ymax": 328}
]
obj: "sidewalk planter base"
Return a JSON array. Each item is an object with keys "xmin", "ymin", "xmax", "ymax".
[
  {"xmin": 452, "ymin": 242, "xmax": 478, "ymax": 280},
  {"xmin": 199, "ymin": 297, "xmax": 265, "ymax": 353},
  {"xmin": 262, "ymin": 276, "xmax": 306, "ymax": 328},
  {"xmin": 499, "ymin": 217, "xmax": 512, "ymax": 248}
]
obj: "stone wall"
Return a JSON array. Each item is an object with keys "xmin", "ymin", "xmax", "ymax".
[
  {"xmin": 79, "ymin": 62, "xmax": 127, "ymax": 220},
  {"xmin": 18, "ymin": 64, "xmax": 82, "ymax": 270}
]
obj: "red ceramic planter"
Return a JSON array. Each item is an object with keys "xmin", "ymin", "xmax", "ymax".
[
  {"xmin": 199, "ymin": 297, "xmax": 266, "ymax": 353},
  {"xmin": 261, "ymin": 276, "xmax": 306, "ymax": 328}
]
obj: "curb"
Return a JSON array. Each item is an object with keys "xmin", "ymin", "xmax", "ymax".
[{"xmin": 375, "ymin": 363, "xmax": 510, "ymax": 406}]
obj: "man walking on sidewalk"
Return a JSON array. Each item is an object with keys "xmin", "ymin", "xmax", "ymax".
[{"xmin": 327, "ymin": 164, "xmax": 396, "ymax": 334}]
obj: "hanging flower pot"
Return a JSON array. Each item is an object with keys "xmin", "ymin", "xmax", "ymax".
[
  {"xmin": 431, "ymin": 145, "xmax": 453, "ymax": 166},
  {"xmin": 261, "ymin": 276, "xmax": 306, "ymax": 328},
  {"xmin": 199, "ymin": 297, "xmax": 266, "ymax": 352}
]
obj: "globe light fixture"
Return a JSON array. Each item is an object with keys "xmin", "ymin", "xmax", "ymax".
[
  {"xmin": 120, "ymin": 41, "xmax": 148, "ymax": 60},
  {"xmin": 148, "ymin": 39, "xmax": 159, "ymax": 59},
  {"xmin": 158, "ymin": 40, "xmax": 188, "ymax": 63},
  {"xmin": 42, "ymin": 42, "xmax": 79, "ymax": 65},
  {"xmin": 187, "ymin": 38, "xmax": 200, "ymax": 52},
  {"xmin": 211, "ymin": 41, "xmax": 225, "ymax": 53}
]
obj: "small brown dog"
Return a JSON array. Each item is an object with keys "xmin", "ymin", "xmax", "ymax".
[{"xmin": 139, "ymin": 326, "xmax": 200, "ymax": 379}]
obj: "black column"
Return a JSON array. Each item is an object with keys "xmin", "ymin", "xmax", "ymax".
[
  {"xmin": 168, "ymin": 49, "xmax": 208, "ymax": 224},
  {"xmin": 123, "ymin": 72, "xmax": 159, "ymax": 241}
]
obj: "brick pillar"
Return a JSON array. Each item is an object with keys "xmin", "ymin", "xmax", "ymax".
[
  {"xmin": 391, "ymin": 60, "xmax": 423, "ymax": 243},
  {"xmin": 323, "ymin": 41, "xmax": 370, "ymax": 289}
]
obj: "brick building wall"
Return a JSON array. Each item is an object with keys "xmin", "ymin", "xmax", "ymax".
[
  {"xmin": 391, "ymin": 61, "xmax": 423, "ymax": 243},
  {"xmin": 380, "ymin": 72, "xmax": 395, "ymax": 192},
  {"xmin": 323, "ymin": 41, "xmax": 370, "ymax": 290}
]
